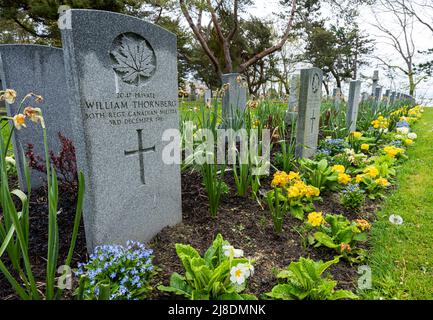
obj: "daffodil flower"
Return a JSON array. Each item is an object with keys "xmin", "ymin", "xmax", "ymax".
[
  {"xmin": 12, "ymin": 114, "xmax": 26, "ymax": 130},
  {"xmin": 1, "ymin": 89, "xmax": 17, "ymax": 104}
]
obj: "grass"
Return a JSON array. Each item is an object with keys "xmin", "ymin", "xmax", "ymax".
[{"xmin": 363, "ymin": 107, "xmax": 433, "ymax": 299}]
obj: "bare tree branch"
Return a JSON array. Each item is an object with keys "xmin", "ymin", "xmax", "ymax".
[{"xmin": 238, "ymin": 0, "xmax": 297, "ymax": 73}]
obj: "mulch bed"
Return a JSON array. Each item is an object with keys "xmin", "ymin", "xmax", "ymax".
[{"xmin": 0, "ymin": 168, "xmax": 381, "ymax": 300}]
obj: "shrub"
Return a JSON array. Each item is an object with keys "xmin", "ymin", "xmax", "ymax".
[
  {"xmin": 158, "ymin": 234, "xmax": 256, "ymax": 300},
  {"xmin": 265, "ymin": 257, "xmax": 357, "ymax": 300},
  {"xmin": 76, "ymin": 241, "xmax": 155, "ymax": 300}
]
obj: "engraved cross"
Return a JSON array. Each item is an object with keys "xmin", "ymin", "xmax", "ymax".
[
  {"xmin": 310, "ymin": 109, "xmax": 317, "ymax": 133},
  {"xmin": 124, "ymin": 129, "xmax": 155, "ymax": 185}
]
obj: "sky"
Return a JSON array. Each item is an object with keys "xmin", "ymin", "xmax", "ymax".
[{"xmin": 248, "ymin": 0, "xmax": 433, "ymax": 102}]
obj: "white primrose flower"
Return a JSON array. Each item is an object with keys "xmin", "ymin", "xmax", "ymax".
[
  {"xmin": 407, "ymin": 132, "xmax": 417, "ymax": 140},
  {"xmin": 223, "ymin": 245, "xmax": 244, "ymax": 258},
  {"xmin": 229, "ymin": 263, "xmax": 252, "ymax": 285},
  {"xmin": 396, "ymin": 127, "xmax": 409, "ymax": 135},
  {"xmin": 389, "ymin": 214, "xmax": 403, "ymax": 225}
]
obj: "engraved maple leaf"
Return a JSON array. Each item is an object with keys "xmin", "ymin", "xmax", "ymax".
[{"xmin": 111, "ymin": 35, "xmax": 155, "ymax": 85}]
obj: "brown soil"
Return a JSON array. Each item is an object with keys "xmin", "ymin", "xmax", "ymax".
[{"xmin": 0, "ymin": 176, "xmax": 87, "ymax": 300}]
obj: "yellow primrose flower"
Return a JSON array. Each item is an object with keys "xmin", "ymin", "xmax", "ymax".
[
  {"xmin": 371, "ymin": 115, "xmax": 389, "ymax": 129},
  {"xmin": 307, "ymin": 212, "xmax": 325, "ymax": 227},
  {"xmin": 287, "ymin": 171, "xmax": 300, "ymax": 181},
  {"xmin": 271, "ymin": 171, "xmax": 290, "ymax": 187},
  {"xmin": 363, "ymin": 166, "xmax": 379, "ymax": 178},
  {"xmin": 351, "ymin": 131, "xmax": 362, "ymax": 139},
  {"xmin": 356, "ymin": 219, "xmax": 371, "ymax": 231},
  {"xmin": 338, "ymin": 173, "xmax": 351, "ymax": 185},
  {"xmin": 383, "ymin": 146, "xmax": 404, "ymax": 158},
  {"xmin": 355, "ymin": 174, "xmax": 364, "ymax": 183},
  {"xmin": 331, "ymin": 165, "xmax": 345, "ymax": 174},
  {"xmin": 375, "ymin": 177, "xmax": 389, "ymax": 187},
  {"xmin": 287, "ymin": 185, "xmax": 301, "ymax": 198},
  {"xmin": 1, "ymin": 89, "xmax": 17, "ymax": 104},
  {"xmin": 404, "ymin": 139, "xmax": 413, "ymax": 146},
  {"xmin": 305, "ymin": 185, "xmax": 320, "ymax": 198},
  {"xmin": 361, "ymin": 143, "xmax": 369, "ymax": 151},
  {"xmin": 13, "ymin": 114, "xmax": 26, "ymax": 130}
]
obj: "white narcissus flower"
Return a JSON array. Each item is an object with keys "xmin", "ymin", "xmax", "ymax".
[
  {"xmin": 2, "ymin": 89, "xmax": 17, "ymax": 104},
  {"xmin": 12, "ymin": 114, "xmax": 26, "ymax": 130},
  {"xmin": 396, "ymin": 127, "xmax": 409, "ymax": 135},
  {"xmin": 407, "ymin": 132, "xmax": 417, "ymax": 140},
  {"xmin": 223, "ymin": 245, "xmax": 244, "ymax": 258}
]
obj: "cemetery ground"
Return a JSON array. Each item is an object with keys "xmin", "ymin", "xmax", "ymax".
[{"xmin": 0, "ymin": 94, "xmax": 431, "ymax": 300}]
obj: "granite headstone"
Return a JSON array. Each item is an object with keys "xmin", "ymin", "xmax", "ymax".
[
  {"xmin": 346, "ymin": 80, "xmax": 361, "ymax": 132},
  {"xmin": 371, "ymin": 70, "xmax": 379, "ymax": 96},
  {"xmin": 295, "ymin": 67, "xmax": 322, "ymax": 158},
  {"xmin": 221, "ymin": 73, "xmax": 247, "ymax": 128},
  {"xmin": 0, "ymin": 44, "xmax": 73, "ymax": 190},
  {"xmin": 285, "ymin": 73, "xmax": 300, "ymax": 125},
  {"xmin": 59, "ymin": 9, "xmax": 181, "ymax": 251},
  {"xmin": 204, "ymin": 89, "xmax": 211, "ymax": 105}
]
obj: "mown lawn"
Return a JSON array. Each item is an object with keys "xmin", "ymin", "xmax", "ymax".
[{"xmin": 365, "ymin": 107, "xmax": 433, "ymax": 299}]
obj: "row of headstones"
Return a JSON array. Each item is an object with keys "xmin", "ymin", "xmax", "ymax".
[
  {"xmin": 1, "ymin": 10, "xmax": 250, "ymax": 253},
  {"xmin": 284, "ymin": 68, "xmax": 417, "ymax": 159}
]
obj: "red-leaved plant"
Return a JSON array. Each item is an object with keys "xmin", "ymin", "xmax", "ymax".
[{"xmin": 26, "ymin": 132, "xmax": 78, "ymax": 194}]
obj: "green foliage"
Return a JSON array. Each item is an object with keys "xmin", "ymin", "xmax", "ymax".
[
  {"xmin": 307, "ymin": 213, "xmax": 369, "ymax": 263},
  {"xmin": 265, "ymin": 257, "xmax": 357, "ymax": 300},
  {"xmin": 300, "ymin": 158, "xmax": 337, "ymax": 191},
  {"xmin": 0, "ymin": 91, "xmax": 85, "ymax": 299},
  {"xmin": 340, "ymin": 184, "xmax": 365, "ymax": 210},
  {"xmin": 158, "ymin": 234, "xmax": 256, "ymax": 300},
  {"xmin": 266, "ymin": 188, "xmax": 286, "ymax": 233}
]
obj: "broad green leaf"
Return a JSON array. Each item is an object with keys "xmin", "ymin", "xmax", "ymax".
[
  {"xmin": 330, "ymin": 289, "xmax": 358, "ymax": 300},
  {"xmin": 314, "ymin": 232, "xmax": 339, "ymax": 248},
  {"xmin": 158, "ymin": 272, "xmax": 192, "ymax": 298},
  {"xmin": 290, "ymin": 206, "xmax": 304, "ymax": 220}
]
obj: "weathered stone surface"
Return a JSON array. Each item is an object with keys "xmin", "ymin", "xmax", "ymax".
[
  {"xmin": 0, "ymin": 44, "xmax": 73, "ymax": 190},
  {"xmin": 204, "ymin": 89, "xmax": 211, "ymax": 105},
  {"xmin": 221, "ymin": 73, "xmax": 247, "ymax": 128},
  {"xmin": 285, "ymin": 74, "xmax": 300, "ymax": 125},
  {"xmin": 371, "ymin": 70, "xmax": 379, "ymax": 96},
  {"xmin": 59, "ymin": 9, "xmax": 181, "ymax": 252},
  {"xmin": 333, "ymin": 87, "xmax": 342, "ymax": 110},
  {"xmin": 295, "ymin": 67, "xmax": 322, "ymax": 158},
  {"xmin": 346, "ymin": 80, "xmax": 361, "ymax": 132}
]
